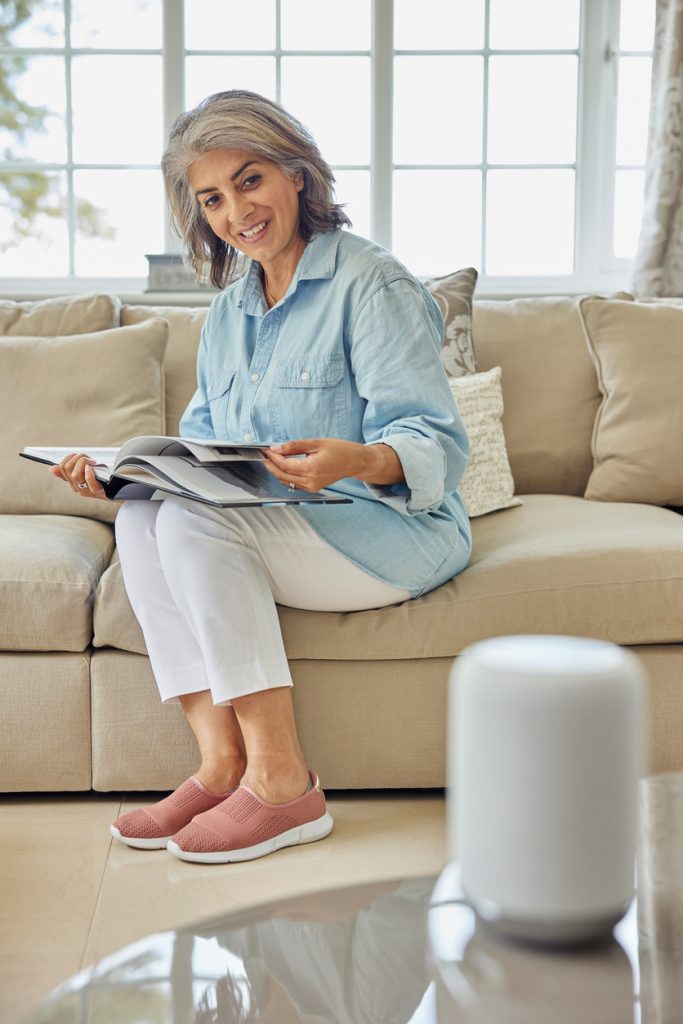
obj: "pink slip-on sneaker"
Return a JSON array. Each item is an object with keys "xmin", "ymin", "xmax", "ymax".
[
  {"xmin": 167, "ymin": 769, "xmax": 334, "ymax": 864},
  {"xmin": 110, "ymin": 776, "xmax": 236, "ymax": 850}
]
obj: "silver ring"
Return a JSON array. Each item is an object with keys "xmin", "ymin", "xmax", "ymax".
[
  {"xmin": 288, "ymin": 481, "xmax": 296, "ymax": 492},
  {"xmin": 77, "ymin": 482, "xmax": 89, "ymax": 490}
]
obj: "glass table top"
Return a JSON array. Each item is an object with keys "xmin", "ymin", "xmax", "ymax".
[{"xmin": 24, "ymin": 772, "xmax": 683, "ymax": 1023}]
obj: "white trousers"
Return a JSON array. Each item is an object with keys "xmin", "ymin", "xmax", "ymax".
[{"xmin": 114, "ymin": 497, "xmax": 411, "ymax": 705}]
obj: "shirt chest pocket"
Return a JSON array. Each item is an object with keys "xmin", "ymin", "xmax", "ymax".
[
  {"xmin": 206, "ymin": 371, "xmax": 236, "ymax": 438},
  {"xmin": 271, "ymin": 356, "xmax": 348, "ymax": 440}
]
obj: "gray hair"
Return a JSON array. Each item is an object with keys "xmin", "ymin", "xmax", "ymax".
[{"xmin": 161, "ymin": 90, "xmax": 351, "ymax": 289}]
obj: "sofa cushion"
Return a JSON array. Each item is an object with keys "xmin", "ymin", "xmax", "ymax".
[
  {"xmin": 0, "ymin": 293, "xmax": 119, "ymax": 336},
  {"xmin": 93, "ymin": 494, "xmax": 683, "ymax": 660},
  {"xmin": 579, "ymin": 297, "xmax": 683, "ymax": 506},
  {"xmin": 473, "ymin": 297, "xmax": 601, "ymax": 496},
  {"xmin": 424, "ymin": 267, "xmax": 478, "ymax": 377},
  {"xmin": 2, "ymin": 318, "xmax": 168, "ymax": 523},
  {"xmin": 121, "ymin": 305, "xmax": 207, "ymax": 435},
  {"xmin": 449, "ymin": 367, "xmax": 521, "ymax": 517},
  {"xmin": 0, "ymin": 515, "xmax": 114, "ymax": 651}
]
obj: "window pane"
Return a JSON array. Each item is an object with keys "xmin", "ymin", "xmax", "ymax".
[
  {"xmin": 394, "ymin": 57, "xmax": 483, "ymax": 164},
  {"xmin": 488, "ymin": 57, "xmax": 577, "ymax": 164},
  {"xmin": 281, "ymin": 0, "xmax": 370, "ymax": 50},
  {"xmin": 185, "ymin": 57, "xmax": 276, "ymax": 108},
  {"xmin": 486, "ymin": 170, "xmax": 575, "ymax": 275},
  {"xmin": 70, "ymin": 0, "xmax": 162, "ymax": 49},
  {"xmin": 620, "ymin": 0, "xmax": 656, "ymax": 51},
  {"xmin": 185, "ymin": 0, "xmax": 276, "ymax": 50},
  {"xmin": 616, "ymin": 57, "xmax": 652, "ymax": 165},
  {"xmin": 394, "ymin": 0, "xmax": 484, "ymax": 50},
  {"xmin": 393, "ymin": 171, "xmax": 482, "ymax": 277},
  {"xmin": 489, "ymin": 0, "xmax": 580, "ymax": 49},
  {"xmin": 333, "ymin": 169, "xmax": 370, "ymax": 239},
  {"xmin": 73, "ymin": 170, "xmax": 164, "ymax": 277},
  {"xmin": 614, "ymin": 170, "xmax": 645, "ymax": 258},
  {"xmin": 0, "ymin": 171, "xmax": 68, "ymax": 275},
  {"xmin": 4, "ymin": 0, "xmax": 64, "ymax": 48},
  {"xmin": 281, "ymin": 58, "xmax": 370, "ymax": 165},
  {"xmin": 71, "ymin": 56, "xmax": 162, "ymax": 164},
  {"xmin": 0, "ymin": 56, "xmax": 67, "ymax": 163}
]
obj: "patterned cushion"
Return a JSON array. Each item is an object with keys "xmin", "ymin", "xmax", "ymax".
[
  {"xmin": 450, "ymin": 367, "xmax": 521, "ymax": 518},
  {"xmin": 424, "ymin": 267, "xmax": 478, "ymax": 377}
]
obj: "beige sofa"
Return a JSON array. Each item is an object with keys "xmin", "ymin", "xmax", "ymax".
[{"xmin": 1, "ymin": 292, "xmax": 682, "ymax": 793}]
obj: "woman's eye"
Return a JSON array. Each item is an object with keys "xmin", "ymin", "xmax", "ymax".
[
  {"xmin": 203, "ymin": 195, "xmax": 219, "ymax": 209},
  {"xmin": 242, "ymin": 174, "xmax": 261, "ymax": 188}
]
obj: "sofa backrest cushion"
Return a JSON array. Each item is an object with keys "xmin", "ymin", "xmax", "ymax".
[
  {"xmin": 0, "ymin": 294, "xmax": 119, "ymax": 336},
  {"xmin": 472, "ymin": 297, "xmax": 601, "ymax": 495},
  {"xmin": 580, "ymin": 296, "xmax": 683, "ymax": 506},
  {"xmin": 1, "ymin": 318, "xmax": 168, "ymax": 522},
  {"xmin": 121, "ymin": 305, "xmax": 208, "ymax": 435}
]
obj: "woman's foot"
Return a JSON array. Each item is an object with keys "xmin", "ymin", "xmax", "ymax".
[
  {"xmin": 111, "ymin": 776, "xmax": 237, "ymax": 850},
  {"xmin": 167, "ymin": 769, "xmax": 334, "ymax": 864}
]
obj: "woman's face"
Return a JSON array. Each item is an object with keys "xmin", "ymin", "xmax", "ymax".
[{"xmin": 188, "ymin": 147, "xmax": 305, "ymax": 273}]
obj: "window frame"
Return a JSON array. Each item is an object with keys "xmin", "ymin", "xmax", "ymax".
[{"xmin": 0, "ymin": 0, "xmax": 649, "ymax": 299}]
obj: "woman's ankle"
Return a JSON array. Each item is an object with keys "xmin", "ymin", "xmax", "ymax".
[
  {"xmin": 239, "ymin": 761, "xmax": 310, "ymax": 804},
  {"xmin": 196, "ymin": 754, "xmax": 247, "ymax": 794}
]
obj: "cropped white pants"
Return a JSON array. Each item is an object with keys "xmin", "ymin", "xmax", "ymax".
[{"xmin": 114, "ymin": 497, "xmax": 411, "ymax": 705}]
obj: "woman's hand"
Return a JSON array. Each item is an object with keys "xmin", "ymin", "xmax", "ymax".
[
  {"xmin": 262, "ymin": 438, "xmax": 404, "ymax": 492},
  {"xmin": 49, "ymin": 453, "xmax": 110, "ymax": 501}
]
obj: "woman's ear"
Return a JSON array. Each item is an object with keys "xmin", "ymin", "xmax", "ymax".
[{"xmin": 295, "ymin": 171, "xmax": 304, "ymax": 192}]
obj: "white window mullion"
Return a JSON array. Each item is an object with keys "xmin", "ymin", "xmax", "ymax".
[
  {"xmin": 371, "ymin": 0, "xmax": 393, "ymax": 248},
  {"xmin": 576, "ymin": 0, "xmax": 619, "ymax": 284},
  {"xmin": 163, "ymin": 0, "xmax": 185, "ymax": 252},
  {"xmin": 64, "ymin": 0, "xmax": 75, "ymax": 275}
]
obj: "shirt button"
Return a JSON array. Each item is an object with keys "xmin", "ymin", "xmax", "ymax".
[
  {"xmin": 243, "ymin": 433, "xmax": 253, "ymax": 442},
  {"xmin": 251, "ymin": 372, "xmax": 260, "ymax": 382},
  {"xmin": 300, "ymin": 371, "xmax": 310, "ymax": 381}
]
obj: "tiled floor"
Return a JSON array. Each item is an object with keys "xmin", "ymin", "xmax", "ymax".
[{"xmin": 0, "ymin": 789, "xmax": 447, "ymax": 1023}]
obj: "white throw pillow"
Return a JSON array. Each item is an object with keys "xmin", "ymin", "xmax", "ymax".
[{"xmin": 450, "ymin": 366, "xmax": 522, "ymax": 518}]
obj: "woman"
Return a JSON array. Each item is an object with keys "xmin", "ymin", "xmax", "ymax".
[{"xmin": 52, "ymin": 90, "xmax": 472, "ymax": 865}]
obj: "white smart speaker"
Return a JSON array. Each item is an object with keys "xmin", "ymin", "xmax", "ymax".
[{"xmin": 448, "ymin": 635, "xmax": 647, "ymax": 944}]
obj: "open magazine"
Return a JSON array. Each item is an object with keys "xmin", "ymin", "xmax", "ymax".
[{"xmin": 20, "ymin": 435, "xmax": 352, "ymax": 508}]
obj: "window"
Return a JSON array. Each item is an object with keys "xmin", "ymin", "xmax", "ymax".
[{"xmin": 0, "ymin": 0, "xmax": 655, "ymax": 295}]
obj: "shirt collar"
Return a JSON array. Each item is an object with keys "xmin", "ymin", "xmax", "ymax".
[{"xmin": 235, "ymin": 228, "xmax": 342, "ymax": 315}]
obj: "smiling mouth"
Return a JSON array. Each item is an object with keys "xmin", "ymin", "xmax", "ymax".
[{"xmin": 240, "ymin": 220, "xmax": 268, "ymax": 240}]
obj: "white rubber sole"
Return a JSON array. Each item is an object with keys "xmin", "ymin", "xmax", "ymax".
[
  {"xmin": 166, "ymin": 811, "xmax": 334, "ymax": 864},
  {"xmin": 110, "ymin": 825, "xmax": 170, "ymax": 850}
]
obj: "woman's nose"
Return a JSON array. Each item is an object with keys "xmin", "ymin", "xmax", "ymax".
[{"xmin": 228, "ymin": 192, "xmax": 256, "ymax": 226}]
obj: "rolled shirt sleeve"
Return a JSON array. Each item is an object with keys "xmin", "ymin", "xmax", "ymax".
[{"xmin": 349, "ymin": 277, "xmax": 470, "ymax": 515}]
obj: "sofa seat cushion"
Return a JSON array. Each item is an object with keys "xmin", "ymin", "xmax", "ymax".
[
  {"xmin": 0, "ymin": 515, "xmax": 114, "ymax": 652},
  {"xmin": 93, "ymin": 495, "xmax": 683, "ymax": 661}
]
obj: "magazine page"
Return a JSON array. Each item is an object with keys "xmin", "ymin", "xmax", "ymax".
[{"xmin": 113, "ymin": 436, "xmax": 268, "ymax": 466}]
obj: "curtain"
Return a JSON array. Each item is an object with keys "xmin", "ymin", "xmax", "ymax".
[{"xmin": 631, "ymin": 0, "xmax": 683, "ymax": 297}]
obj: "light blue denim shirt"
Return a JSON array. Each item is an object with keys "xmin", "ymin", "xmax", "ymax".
[{"xmin": 180, "ymin": 229, "xmax": 472, "ymax": 598}]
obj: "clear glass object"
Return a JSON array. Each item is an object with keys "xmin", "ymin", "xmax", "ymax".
[
  {"xmin": 71, "ymin": 56, "xmax": 162, "ymax": 164},
  {"xmin": 185, "ymin": 56, "xmax": 276, "ymax": 108},
  {"xmin": 616, "ymin": 58, "xmax": 652, "ymax": 166},
  {"xmin": 392, "ymin": 170, "xmax": 482, "ymax": 277},
  {"xmin": 70, "ymin": 0, "xmax": 162, "ymax": 49},
  {"xmin": 4, "ymin": 0, "xmax": 64, "ymax": 47},
  {"xmin": 0, "ymin": 56, "xmax": 67, "ymax": 163},
  {"xmin": 281, "ymin": 0, "xmax": 370, "ymax": 50},
  {"xmin": 620, "ymin": 0, "xmax": 657, "ymax": 52},
  {"xmin": 394, "ymin": 57, "xmax": 483, "ymax": 165},
  {"xmin": 394, "ymin": 0, "xmax": 484, "ymax": 50},
  {"xmin": 614, "ymin": 170, "xmax": 646, "ymax": 259},
  {"xmin": 487, "ymin": 56, "xmax": 578, "ymax": 165},
  {"xmin": 0, "ymin": 171, "xmax": 69, "ymax": 276},
  {"xmin": 281, "ymin": 57, "xmax": 370, "ymax": 165},
  {"xmin": 74, "ymin": 170, "xmax": 164, "ymax": 277},
  {"xmin": 489, "ymin": 0, "xmax": 580, "ymax": 50},
  {"xmin": 185, "ymin": 0, "xmax": 276, "ymax": 51},
  {"xmin": 486, "ymin": 169, "xmax": 575, "ymax": 275},
  {"xmin": 332, "ymin": 169, "xmax": 371, "ymax": 240}
]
